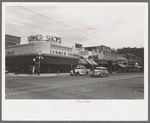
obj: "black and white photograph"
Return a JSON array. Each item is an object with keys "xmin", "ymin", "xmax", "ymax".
[{"xmin": 2, "ymin": 2, "xmax": 148, "ymax": 121}]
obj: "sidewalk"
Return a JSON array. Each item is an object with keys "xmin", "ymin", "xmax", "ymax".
[{"xmin": 6, "ymin": 73, "xmax": 70, "ymax": 77}]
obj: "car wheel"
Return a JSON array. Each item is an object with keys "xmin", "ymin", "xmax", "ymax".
[
  {"xmin": 98, "ymin": 74, "xmax": 101, "ymax": 77},
  {"xmin": 106, "ymin": 73, "xmax": 108, "ymax": 77},
  {"xmin": 76, "ymin": 72, "xmax": 80, "ymax": 76},
  {"xmin": 86, "ymin": 71, "xmax": 88, "ymax": 75},
  {"xmin": 90, "ymin": 75, "xmax": 93, "ymax": 77}
]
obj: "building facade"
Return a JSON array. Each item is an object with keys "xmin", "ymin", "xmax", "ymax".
[
  {"xmin": 6, "ymin": 40, "xmax": 79, "ymax": 74},
  {"xmin": 117, "ymin": 47, "xmax": 144, "ymax": 68},
  {"xmin": 84, "ymin": 45, "xmax": 112, "ymax": 60}
]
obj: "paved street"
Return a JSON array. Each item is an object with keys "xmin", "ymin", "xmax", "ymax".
[{"xmin": 5, "ymin": 72, "xmax": 144, "ymax": 99}]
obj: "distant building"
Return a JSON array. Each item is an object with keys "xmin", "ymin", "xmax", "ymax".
[
  {"xmin": 84, "ymin": 45, "xmax": 112, "ymax": 60},
  {"xmin": 111, "ymin": 48, "xmax": 118, "ymax": 60},
  {"xmin": 5, "ymin": 34, "xmax": 21, "ymax": 47},
  {"xmin": 117, "ymin": 47, "xmax": 144, "ymax": 67},
  {"xmin": 84, "ymin": 45, "xmax": 114, "ymax": 71}
]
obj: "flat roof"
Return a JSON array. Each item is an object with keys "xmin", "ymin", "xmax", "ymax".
[{"xmin": 6, "ymin": 43, "xmax": 35, "ymax": 49}]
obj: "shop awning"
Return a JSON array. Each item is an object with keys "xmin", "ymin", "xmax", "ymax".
[
  {"xmin": 134, "ymin": 66, "xmax": 142, "ymax": 69},
  {"xmin": 89, "ymin": 59, "xmax": 98, "ymax": 65},
  {"xmin": 6, "ymin": 54, "xmax": 79, "ymax": 65},
  {"xmin": 85, "ymin": 59, "xmax": 93, "ymax": 65},
  {"xmin": 118, "ymin": 63, "xmax": 126, "ymax": 68},
  {"xmin": 94, "ymin": 59, "xmax": 108, "ymax": 65},
  {"xmin": 79, "ymin": 58, "xmax": 88, "ymax": 65}
]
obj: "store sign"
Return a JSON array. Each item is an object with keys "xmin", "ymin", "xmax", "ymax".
[
  {"xmin": 75, "ymin": 43, "xmax": 82, "ymax": 48},
  {"xmin": 28, "ymin": 35, "xmax": 61, "ymax": 44},
  {"xmin": 50, "ymin": 49, "xmax": 79, "ymax": 57},
  {"xmin": 6, "ymin": 35, "xmax": 20, "ymax": 43},
  {"xmin": 79, "ymin": 51, "xmax": 88, "ymax": 55}
]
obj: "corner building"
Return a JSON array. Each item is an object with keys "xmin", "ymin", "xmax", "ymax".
[{"xmin": 6, "ymin": 41, "xmax": 79, "ymax": 73}]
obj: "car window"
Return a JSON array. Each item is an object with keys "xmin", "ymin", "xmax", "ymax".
[{"xmin": 95, "ymin": 68, "xmax": 101, "ymax": 70}]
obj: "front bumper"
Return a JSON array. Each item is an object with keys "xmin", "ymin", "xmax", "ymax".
[{"xmin": 90, "ymin": 71, "xmax": 100, "ymax": 76}]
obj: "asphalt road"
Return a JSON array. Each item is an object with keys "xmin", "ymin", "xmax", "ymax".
[{"xmin": 5, "ymin": 72, "xmax": 144, "ymax": 99}]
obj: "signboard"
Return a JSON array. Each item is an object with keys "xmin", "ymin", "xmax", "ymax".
[
  {"xmin": 50, "ymin": 49, "xmax": 79, "ymax": 57},
  {"xmin": 28, "ymin": 35, "xmax": 61, "ymax": 44},
  {"xmin": 75, "ymin": 43, "xmax": 82, "ymax": 48},
  {"xmin": 79, "ymin": 50, "xmax": 88, "ymax": 55},
  {"xmin": 5, "ymin": 34, "xmax": 21, "ymax": 46}
]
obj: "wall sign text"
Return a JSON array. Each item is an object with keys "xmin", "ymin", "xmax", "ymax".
[{"xmin": 28, "ymin": 35, "xmax": 61, "ymax": 44}]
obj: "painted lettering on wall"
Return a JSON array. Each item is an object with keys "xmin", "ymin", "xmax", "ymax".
[{"xmin": 50, "ymin": 49, "xmax": 79, "ymax": 57}]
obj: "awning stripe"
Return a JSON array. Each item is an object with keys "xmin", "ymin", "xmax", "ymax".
[
  {"xmin": 85, "ymin": 59, "xmax": 93, "ymax": 65},
  {"xmin": 79, "ymin": 58, "xmax": 88, "ymax": 65},
  {"xmin": 118, "ymin": 63, "xmax": 126, "ymax": 68},
  {"xmin": 89, "ymin": 59, "xmax": 98, "ymax": 65}
]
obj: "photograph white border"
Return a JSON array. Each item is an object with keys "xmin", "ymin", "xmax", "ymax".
[{"xmin": 2, "ymin": 2, "xmax": 148, "ymax": 121}]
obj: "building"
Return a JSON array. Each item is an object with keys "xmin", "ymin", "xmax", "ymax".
[
  {"xmin": 111, "ymin": 48, "xmax": 117, "ymax": 60},
  {"xmin": 6, "ymin": 35, "xmax": 80, "ymax": 74},
  {"xmin": 5, "ymin": 34, "xmax": 21, "ymax": 47},
  {"xmin": 84, "ymin": 45, "xmax": 113, "ymax": 71},
  {"xmin": 5, "ymin": 35, "xmax": 98, "ymax": 74},
  {"xmin": 117, "ymin": 47, "xmax": 144, "ymax": 68},
  {"xmin": 84, "ymin": 45, "xmax": 143, "ymax": 72},
  {"xmin": 84, "ymin": 45, "xmax": 112, "ymax": 60}
]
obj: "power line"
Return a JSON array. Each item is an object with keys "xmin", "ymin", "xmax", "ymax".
[
  {"xmin": 17, "ymin": 6, "xmax": 121, "ymax": 46},
  {"xmin": 6, "ymin": 17, "xmax": 55, "ymax": 34},
  {"xmin": 5, "ymin": 17, "xmax": 88, "ymax": 43}
]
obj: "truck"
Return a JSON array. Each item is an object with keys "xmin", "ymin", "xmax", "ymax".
[{"xmin": 70, "ymin": 65, "xmax": 90, "ymax": 76}]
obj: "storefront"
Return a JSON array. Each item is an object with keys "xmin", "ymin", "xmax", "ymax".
[
  {"xmin": 6, "ymin": 40, "xmax": 79, "ymax": 73},
  {"xmin": 94, "ymin": 59, "xmax": 108, "ymax": 67}
]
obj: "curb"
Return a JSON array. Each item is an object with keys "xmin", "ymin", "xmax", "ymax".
[{"xmin": 6, "ymin": 73, "xmax": 70, "ymax": 77}]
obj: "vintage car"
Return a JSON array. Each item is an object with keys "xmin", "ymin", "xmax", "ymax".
[
  {"xmin": 70, "ymin": 65, "xmax": 90, "ymax": 76},
  {"xmin": 90, "ymin": 67, "xmax": 109, "ymax": 77}
]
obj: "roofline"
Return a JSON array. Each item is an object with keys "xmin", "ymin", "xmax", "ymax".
[
  {"xmin": 51, "ymin": 44, "xmax": 72, "ymax": 50},
  {"xmin": 5, "ymin": 43, "xmax": 35, "ymax": 49},
  {"xmin": 6, "ymin": 53, "xmax": 79, "ymax": 59},
  {"xmin": 6, "ymin": 34, "xmax": 21, "ymax": 38}
]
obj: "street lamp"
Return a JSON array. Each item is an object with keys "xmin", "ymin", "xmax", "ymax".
[
  {"xmin": 38, "ymin": 53, "xmax": 43, "ymax": 75},
  {"xmin": 33, "ymin": 53, "xmax": 43, "ymax": 75}
]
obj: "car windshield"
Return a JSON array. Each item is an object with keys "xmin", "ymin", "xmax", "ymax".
[{"xmin": 95, "ymin": 68, "xmax": 101, "ymax": 70}]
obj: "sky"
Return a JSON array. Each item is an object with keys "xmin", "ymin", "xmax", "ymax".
[{"xmin": 4, "ymin": 3, "xmax": 147, "ymax": 49}]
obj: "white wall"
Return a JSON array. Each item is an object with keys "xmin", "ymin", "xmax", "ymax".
[{"xmin": 6, "ymin": 41, "xmax": 77, "ymax": 58}]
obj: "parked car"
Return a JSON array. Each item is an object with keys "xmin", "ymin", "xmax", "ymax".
[
  {"xmin": 70, "ymin": 65, "xmax": 90, "ymax": 76},
  {"xmin": 90, "ymin": 67, "xmax": 109, "ymax": 77}
]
